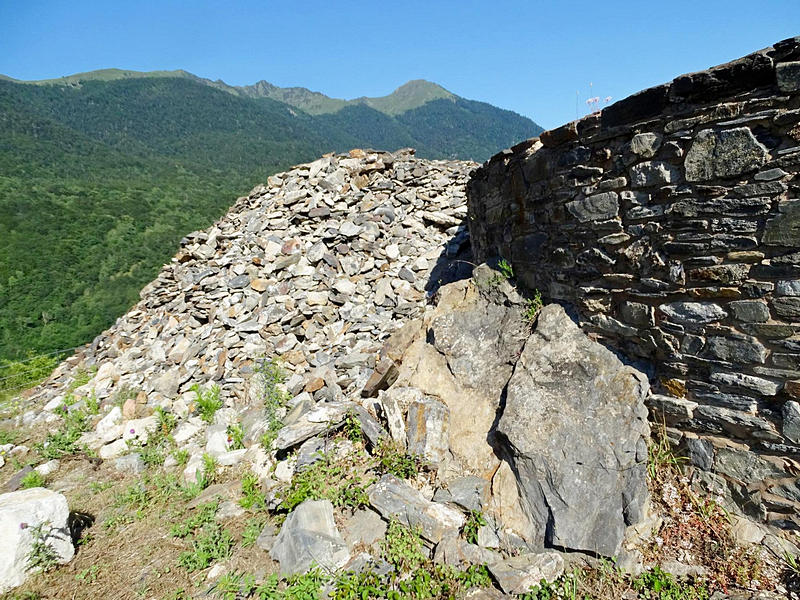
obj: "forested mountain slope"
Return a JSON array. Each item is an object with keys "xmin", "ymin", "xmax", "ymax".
[{"xmin": 0, "ymin": 75, "xmax": 541, "ymax": 360}]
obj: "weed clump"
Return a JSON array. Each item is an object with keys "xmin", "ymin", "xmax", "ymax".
[
  {"xmin": 35, "ymin": 394, "xmax": 98, "ymax": 459},
  {"xmin": 279, "ymin": 451, "xmax": 371, "ymax": 512},
  {"xmin": 374, "ymin": 439, "xmax": 424, "ymax": 479},
  {"xmin": 20, "ymin": 470, "xmax": 46, "ymax": 489},
  {"xmin": 192, "ymin": 384, "xmax": 222, "ymax": 423},
  {"xmin": 256, "ymin": 356, "xmax": 290, "ymax": 449}
]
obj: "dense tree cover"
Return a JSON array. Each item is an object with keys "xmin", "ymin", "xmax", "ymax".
[{"xmin": 0, "ymin": 77, "xmax": 542, "ymax": 360}]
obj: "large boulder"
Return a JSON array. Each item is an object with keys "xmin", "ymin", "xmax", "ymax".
[
  {"xmin": 387, "ymin": 270, "xmax": 529, "ymax": 478},
  {"xmin": 0, "ymin": 488, "xmax": 75, "ymax": 593},
  {"xmin": 497, "ymin": 304, "xmax": 650, "ymax": 557}
]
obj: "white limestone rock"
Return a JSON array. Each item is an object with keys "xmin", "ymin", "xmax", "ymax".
[{"xmin": 0, "ymin": 488, "xmax": 75, "ymax": 593}]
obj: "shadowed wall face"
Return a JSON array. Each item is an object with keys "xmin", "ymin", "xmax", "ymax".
[{"xmin": 468, "ymin": 37, "xmax": 800, "ymax": 527}]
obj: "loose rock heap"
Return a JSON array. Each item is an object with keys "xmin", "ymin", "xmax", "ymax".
[{"xmin": 22, "ymin": 148, "xmax": 474, "ymax": 445}]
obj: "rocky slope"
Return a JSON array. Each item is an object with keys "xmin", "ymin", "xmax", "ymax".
[{"xmin": 0, "ymin": 149, "xmax": 797, "ymax": 598}]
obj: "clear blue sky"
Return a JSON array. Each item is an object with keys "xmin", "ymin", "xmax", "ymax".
[{"xmin": 0, "ymin": 0, "xmax": 797, "ymax": 129}]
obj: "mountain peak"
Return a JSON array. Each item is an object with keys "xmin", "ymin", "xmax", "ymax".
[{"xmin": 365, "ymin": 79, "xmax": 455, "ymax": 115}]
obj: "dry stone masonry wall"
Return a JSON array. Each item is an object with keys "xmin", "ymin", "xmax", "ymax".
[{"xmin": 467, "ymin": 37, "xmax": 800, "ymax": 527}]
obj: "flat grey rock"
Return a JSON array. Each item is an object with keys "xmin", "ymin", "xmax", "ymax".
[
  {"xmin": 269, "ymin": 499, "xmax": 350, "ymax": 576},
  {"xmin": 274, "ymin": 401, "xmax": 353, "ymax": 450},
  {"xmin": 433, "ymin": 476, "xmax": 489, "ymax": 512},
  {"xmin": 343, "ymin": 509, "xmax": 387, "ymax": 548},
  {"xmin": 368, "ymin": 474, "xmax": 464, "ymax": 542},
  {"xmin": 488, "ymin": 552, "xmax": 565, "ymax": 595}
]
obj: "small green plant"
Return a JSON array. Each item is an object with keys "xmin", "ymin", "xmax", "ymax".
[
  {"xmin": 0, "ymin": 428, "xmax": 17, "ymax": 445},
  {"xmin": 240, "ymin": 472, "xmax": 267, "ymax": 510},
  {"xmin": 25, "ymin": 521, "xmax": 60, "ymax": 573},
  {"xmin": 68, "ymin": 366, "xmax": 96, "ymax": 391},
  {"xmin": 172, "ymin": 448, "xmax": 190, "ymax": 466},
  {"xmin": 647, "ymin": 423, "xmax": 687, "ymax": 485},
  {"xmin": 226, "ymin": 422, "xmax": 245, "ymax": 450},
  {"xmin": 375, "ymin": 439, "xmax": 423, "ymax": 479},
  {"xmin": 177, "ymin": 523, "xmax": 234, "ymax": 572},
  {"xmin": 258, "ymin": 356, "xmax": 290, "ymax": 407},
  {"xmin": 75, "ymin": 564, "xmax": 101, "ymax": 583},
  {"xmin": 214, "ymin": 571, "xmax": 257, "ymax": 600},
  {"xmin": 280, "ymin": 451, "xmax": 371, "ymax": 512},
  {"xmin": 85, "ymin": 392, "xmax": 100, "ymax": 415},
  {"xmin": 497, "ymin": 258, "xmax": 514, "ymax": 279},
  {"xmin": 192, "ymin": 383, "xmax": 222, "ymax": 423},
  {"xmin": 785, "ymin": 552, "xmax": 800, "ymax": 574},
  {"xmin": 155, "ymin": 406, "xmax": 177, "ymax": 434},
  {"xmin": 112, "ymin": 385, "xmax": 139, "ymax": 408},
  {"xmin": 128, "ymin": 407, "xmax": 178, "ymax": 468},
  {"xmin": 382, "ymin": 519, "xmax": 428, "ymax": 573},
  {"xmin": 241, "ymin": 516, "xmax": 267, "ymax": 548},
  {"xmin": 35, "ymin": 395, "xmax": 94, "ymax": 459},
  {"xmin": 462, "ymin": 510, "xmax": 487, "ymax": 545},
  {"xmin": 520, "ymin": 571, "xmax": 580, "ymax": 600},
  {"xmin": 343, "ymin": 410, "xmax": 362, "ymax": 443},
  {"xmin": 256, "ymin": 356, "xmax": 290, "ymax": 448},
  {"xmin": 89, "ymin": 481, "xmax": 113, "ymax": 494},
  {"xmin": 201, "ymin": 452, "xmax": 218, "ymax": 486},
  {"xmin": 524, "ymin": 290, "xmax": 544, "ymax": 324},
  {"xmin": 20, "ymin": 470, "xmax": 46, "ymax": 489},
  {"xmin": 283, "ymin": 570, "xmax": 326, "ymax": 600},
  {"xmin": 170, "ymin": 501, "xmax": 219, "ymax": 538},
  {"xmin": 630, "ymin": 566, "xmax": 709, "ymax": 599}
]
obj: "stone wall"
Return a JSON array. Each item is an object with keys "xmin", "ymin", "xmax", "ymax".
[{"xmin": 467, "ymin": 37, "xmax": 800, "ymax": 527}]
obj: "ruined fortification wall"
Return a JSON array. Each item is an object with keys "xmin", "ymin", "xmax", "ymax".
[{"xmin": 467, "ymin": 37, "xmax": 800, "ymax": 525}]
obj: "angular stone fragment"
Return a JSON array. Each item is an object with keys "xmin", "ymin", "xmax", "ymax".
[
  {"xmin": 783, "ymin": 401, "xmax": 800, "ymax": 444},
  {"xmin": 497, "ymin": 304, "xmax": 650, "ymax": 556},
  {"xmin": 696, "ymin": 406, "xmax": 779, "ymax": 440},
  {"xmin": 777, "ymin": 61, "xmax": 800, "ymax": 92},
  {"xmin": 433, "ymin": 476, "xmax": 490, "ymax": 512},
  {"xmin": 684, "ymin": 127, "xmax": 769, "ymax": 182},
  {"xmin": 705, "ymin": 334, "xmax": 767, "ymax": 364},
  {"xmin": 406, "ymin": 396, "xmax": 450, "ymax": 463},
  {"xmin": 764, "ymin": 200, "xmax": 800, "ymax": 246},
  {"xmin": 629, "ymin": 133, "xmax": 662, "ymax": 158},
  {"xmin": 270, "ymin": 499, "xmax": 350, "ymax": 575},
  {"xmin": 714, "ymin": 448, "xmax": 785, "ymax": 483},
  {"xmin": 433, "ymin": 533, "xmax": 501, "ymax": 568},
  {"xmin": 274, "ymin": 402, "xmax": 354, "ymax": 450},
  {"xmin": 0, "ymin": 488, "xmax": 75, "ymax": 593},
  {"xmin": 709, "ymin": 371, "xmax": 779, "ymax": 395},
  {"xmin": 368, "ymin": 474, "xmax": 465, "ymax": 542},
  {"xmin": 645, "ymin": 394, "xmax": 697, "ymax": 423},
  {"xmin": 565, "ymin": 192, "xmax": 619, "ymax": 223},
  {"xmin": 773, "ymin": 297, "xmax": 800, "ymax": 320},
  {"xmin": 488, "ymin": 552, "xmax": 565, "ymax": 595},
  {"xmin": 228, "ymin": 274, "xmax": 250, "ymax": 289},
  {"xmin": 729, "ymin": 300, "xmax": 769, "ymax": 323},
  {"xmin": 776, "ymin": 280, "xmax": 800, "ymax": 296},
  {"xmin": 630, "ymin": 161, "xmax": 677, "ymax": 188},
  {"xmin": 342, "ymin": 509, "xmax": 387, "ymax": 548},
  {"xmin": 658, "ymin": 302, "xmax": 727, "ymax": 324}
]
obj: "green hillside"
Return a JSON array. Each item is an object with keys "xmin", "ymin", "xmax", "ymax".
[{"xmin": 0, "ymin": 73, "xmax": 542, "ymax": 361}]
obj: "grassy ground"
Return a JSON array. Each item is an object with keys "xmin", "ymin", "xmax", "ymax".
[{"xmin": 1, "ymin": 398, "xmax": 797, "ymax": 599}]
